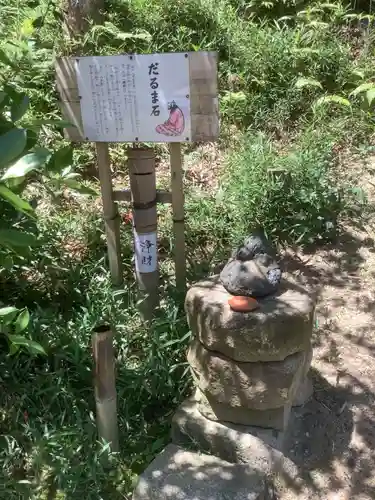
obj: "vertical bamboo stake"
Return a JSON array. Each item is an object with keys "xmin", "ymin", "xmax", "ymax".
[
  {"xmin": 96, "ymin": 143, "xmax": 123, "ymax": 287},
  {"xmin": 92, "ymin": 324, "xmax": 119, "ymax": 453},
  {"xmin": 170, "ymin": 143, "xmax": 186, "ymax": 292},
  {"xmin": 128, "ymin": 147, "xmax": 159, "ymax": 320}
]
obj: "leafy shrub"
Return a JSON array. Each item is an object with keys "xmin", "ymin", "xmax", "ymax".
[
  {"xmin": 220, "ymin": 131, "xmax": 349, "ymax": 245},
  {"xmin": 106, "ymin": 0, "xmax": 359, "ymax": 131},
  {"xmin": 0, "ymin": 306, "xmax": 46, "ymax": 354},
  {"xmin": 0, "ymin": 80, "xmax": 96, "ymax": 353}
]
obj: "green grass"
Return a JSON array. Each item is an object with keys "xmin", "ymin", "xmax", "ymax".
[
  {"xmin": 0, "ymin": 0, "xmax": 374, "ymax": 497},
  {"xmin": 0, "ymin": 290, "xmax": 190, "ymax": 498},
  {"xmin": 1, "ymin": 202, "xmax": 191, "ymax": 498}
]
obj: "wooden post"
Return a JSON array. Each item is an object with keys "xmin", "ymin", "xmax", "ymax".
[
  {"xmin": 55, "ymin": 51, "xmax": 219, "ymax": 296},
  {"xmin": 96, "ymin": 143, "xmax": 123, "ymax": 287},
  {"xmin": 170, "ymin": 143, "xmax": 186, "ymax": 292},
  {"xmin": 92, "ymin": 324, "xmax": 119, "ymax": 453},
  {"xmin": 128, "ymin": 148, "xmax": 159, "ymax": 319}
]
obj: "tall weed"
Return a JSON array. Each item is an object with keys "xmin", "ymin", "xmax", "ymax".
[
  {"xmin": 105, "ymin": 0, "xmax": 362, "ymax": 131},
  {"xmin": 220, "ymin": 127, "xmax": 353, "ymax": 245}
]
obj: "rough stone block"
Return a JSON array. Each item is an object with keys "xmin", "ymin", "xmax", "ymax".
[
  {"xmin": 185, "ymin": 275, "xmax": 315, "ymax": 362},
  {"xmin": 196, "ymin": 389, "xmax": 291, "ymax": 430},
  {"xmin": 292, "ymin": 346, "xmax": 313, "ymax": 407},
  {"xmin": 171, "ymin": 397, "xmax": 285, "ymax": 469},
  {"xmin": 171, "ymin": 399, "xmax": 305, "ymax": 497},
  {"xmin": 188, "ymin": 339, "xmax": 306, "ymax": 410},
  {"xmin": 293, "ymin": 374, "xmax": 313, "ymax": 407},
  {"xmin": 132, "ymin": 444, "xmax": 272, "ymax": 500}
]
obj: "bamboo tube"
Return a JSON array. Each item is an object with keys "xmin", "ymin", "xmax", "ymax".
[{"xmin": 92, "ymin": 324, "xmax": 119, "ymax": 453}]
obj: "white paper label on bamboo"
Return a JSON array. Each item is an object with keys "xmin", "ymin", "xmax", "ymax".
[
  {"xmin": 134, "ymin": 230, "xmax": 157, "ymax": 273},
  {"xmin": 75, "ymin": 53, "xmax": 191, "ymax": 142}
]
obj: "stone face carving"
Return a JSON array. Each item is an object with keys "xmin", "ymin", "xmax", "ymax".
[{"xmin": 220, "ymin": 231, "xmax": 282, "ymax": 298}]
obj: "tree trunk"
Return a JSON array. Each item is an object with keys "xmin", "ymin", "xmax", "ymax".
[{"xmin": 62, "ymin": 0, "xmax": 104, "ymax": 37}]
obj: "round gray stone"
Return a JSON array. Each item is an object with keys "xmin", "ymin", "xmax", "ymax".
[
  {"xmin": 220, "ymin": 231, "xmax": 282, "ymax": 297},
  {"xmin": 220, "ymin": 258, "xmax": 280, "ymax": 298},
  {"xmin": 234, "ymin": 232, "xmax": 276, "ymax": 262}
]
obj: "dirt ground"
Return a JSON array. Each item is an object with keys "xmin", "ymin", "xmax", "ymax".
[{"xmin": 278, "ymin": 155, "xmax": 375, "ymax": 500}]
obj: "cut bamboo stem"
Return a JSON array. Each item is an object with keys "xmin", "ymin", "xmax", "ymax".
[
  {"xmin": 92, "ymin": 324, "xmax": 119, "ymax": 454},
  {"xmin": 113, "ymin": 189, "xmax": 172, "ymax": 204},
  {"xmin": 96, "ymin": 143, "xmax": 123, "ymax": 287},
  {"xmin": 128, "ymin": 147, "xmax": 159, "ymax": 320},
  {"xmin": 170, "ymin": 143, "xmax": 186, "ymax": 292}
]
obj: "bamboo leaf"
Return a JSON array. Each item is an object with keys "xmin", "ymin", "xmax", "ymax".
[
  {"xmin": 315, "ymin": 95, "xmax": 351, "ymax": 107},
  {"xmin": 6, "ymin": 334, "xmax": 46, "ymax": 355},
  {"xmin": 11, "ymin": 95, "xmax": 29, "ymax": 122},
  {"xmin": 0, "ymin": 228, "xmax": 36, "ymax": 247},
  {"xmin": 0, "ymin": 306, "xmax": 18, "ymax": 325},
  {"xmin": 295, "ymin": 77, "xmax": 323, "ymax": 90},
  {"xmin": 47, "ymin": 146, "xmax": 73, "ymax": 174},
  {"xmin": 15, "ymin": 308, "xmax": 30, "ymax": 333},
  {"xmin": 61, "ymin": 179, "xmax": 97, "ymax": 196},
  {"xmin": 366, "ymin": 89, "xmax": 375, "ymax": 106},
  {"xmin": 0, "ymin": 128, "xmax": 27, "ymax": 168},
  {"xmin": 0, "ymin": 184, "xmax": 35, "ymax": 216},
  {"xmin": 2, "ymin": 150, "xmax": 51, "ymax": 180},
  {"xmin": 350, "ymin": 82, "xmax": 375, "ymax": 97}
]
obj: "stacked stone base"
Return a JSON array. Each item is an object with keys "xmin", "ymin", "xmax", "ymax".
[
  {"xmin": 132, "ymin": 275, "xmax": 316, "ymax": 500},
  {"xmin": 181, "ymin": 275, "xmax": 316, "ymax": 450},
  {"xmin": 170, "ymin": 396, "xmax": 304, "ymax": 495},
  {"xmin": 172, "ymin": 394, "xmax": 285, "ymax": 466},
  {"xmin": 133, "ymin": 444, "xmax": 274, "ymax": 500}
]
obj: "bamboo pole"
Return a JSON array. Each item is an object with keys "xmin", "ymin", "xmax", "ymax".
[
  {"xmin": 170, "ymin": 143, "xmax": 186, "ymax": 292},
  {"xmin": 92, "ymin": 324, "xmax": 119, "ymax": 453},
  {"xmin": 96, "ymin": 143, "xmax": 123, "ymax": 287},
  {"xmin": 128, "ymin": 147, "xmax": 159, "ymax": 320},
  {"xmin": 113, "ymin": 189, "xmax": 172, "ymax": 204}
]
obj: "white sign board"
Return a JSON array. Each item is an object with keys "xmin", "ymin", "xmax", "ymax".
[
  {"xmin": 75, "ymin": 53, "xmax": 191, "ymax": 143},
  {"xmin": 134, "ymin": 230, "xmax": 157, "ymax": 273}
]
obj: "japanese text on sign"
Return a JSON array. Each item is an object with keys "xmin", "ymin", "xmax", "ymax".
[
  {"xmin": 149, "ymin": 62, "xmax": 160, "ymax": 117},
  {"xmin": 134, "ymin": 231, "xmax": 157, "ymax": 273},
  {"xmin": 75, "ymin": 53, "xmax": 191, "ymax": 142}
]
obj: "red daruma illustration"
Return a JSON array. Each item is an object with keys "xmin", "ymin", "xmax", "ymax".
[{"xmin": 156, "ymin": 101, "xmax": 185, "ymax": 137}]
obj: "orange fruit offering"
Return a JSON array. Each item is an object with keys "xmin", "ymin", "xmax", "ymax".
[{"xmin": 228, "ymin": 295, "xmax": 260, "ymax": 313}]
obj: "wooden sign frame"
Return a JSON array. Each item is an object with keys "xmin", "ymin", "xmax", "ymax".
[
  {"xmin": 55, "ymin": 52, "xmax": 218, "ymax": 143},
  {"xmin": 55, "ymin": 51, "xmax": 218, "ymax": 307}
]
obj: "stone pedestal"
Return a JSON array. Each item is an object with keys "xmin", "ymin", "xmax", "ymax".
[
  {"xmin": 172, "ymin": 394, "xmax": 285, "ymax": 467},
  {"xmin": 132, "ymin": 275, "xmax": 315, "ymax": 500},
  {"xmin": 133, "ymin": 444, "xmax": 273, "ymax": 500},
  {"xmin": 177, "ymin": 275, "xmax": 316, "ymax": 453}
]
